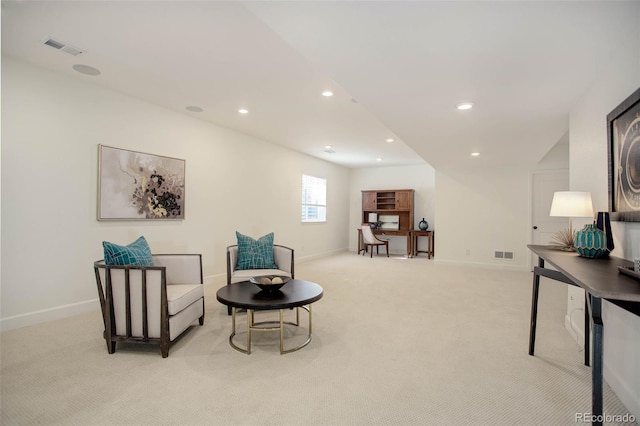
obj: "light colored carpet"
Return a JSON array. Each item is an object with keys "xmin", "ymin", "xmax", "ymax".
[{"xmin": 1, "ymin": 252, "xmax": 636, "ymax": 425}]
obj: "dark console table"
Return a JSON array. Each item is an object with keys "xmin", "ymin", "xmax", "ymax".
[{"xmin": 527, "ymin": 245, "xmax": 640, "ymax": 425}]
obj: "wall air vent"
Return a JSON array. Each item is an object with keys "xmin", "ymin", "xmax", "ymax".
[{"xmin": 42, "ymin": 37, "xmax": 85, "ymax": 56}]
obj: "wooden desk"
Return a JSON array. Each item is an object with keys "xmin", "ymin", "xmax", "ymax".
[
  {"xmin": 411, "ymin": 230, "xmax": 434, "ymax": 259},
  {"xmin": 527, "ymin": 245, "xmax": 640, "ymax": 425},
  {"xmin": 357, "ymin": 228, "xmax": 412, "ymax": 257}
]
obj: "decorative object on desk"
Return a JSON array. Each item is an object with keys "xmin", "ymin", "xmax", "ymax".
[
  {"xmin": 595, "ymin": 212, "xmax": 614, "ymax": 252},
  {"xmin": 617, "ymin": 266, "xmax": 640, "ymax": 281},
  {"xmin": 574, "ymin": 224, "xmax": 608, "ymax": 258},
  {"xmin": 418, "ymin": 218, "xmax": 429, "ymax": 230},
  {"xmin": 607, "ymin": 86, "xmax": 640, "ymax": 222},
  {"xmin": 368, "ymin": 213, "xmax": 380, "ymax": 229},
  {"xmin": 549, "ymin": 191, "xmax": 594, "ymax": 250},
  {"xmin": 379, "ymin": 214, "xmax": 400, "ymax": 230},
  {"xmin": 250, "ymin": 275, "xmax": 290, "ymax": 292}
]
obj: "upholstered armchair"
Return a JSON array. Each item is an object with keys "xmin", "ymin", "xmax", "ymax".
[
  {"xmin": 226, "ymin": 244, "xmax": 294, "ymax": 314},
  {"xmin": 94, "ymin": 254, "xmax": 205, "ymax": 358}
]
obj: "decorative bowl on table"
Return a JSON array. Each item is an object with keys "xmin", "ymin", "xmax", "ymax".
[{"xmin": 250, "ymin": 275, "xmax": 291, "ymax": 292}]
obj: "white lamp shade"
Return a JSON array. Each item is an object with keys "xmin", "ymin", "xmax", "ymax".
[{"xmin": 549, "ymin": 191, "xmax": 594, "ymax": 218}]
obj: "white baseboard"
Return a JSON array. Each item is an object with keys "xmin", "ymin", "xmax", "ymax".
[
  {"xmin": 566, "ymin": 308, "xmax": 640, "ymax": 420},
  {"xmin": 204, "ymin": 273, "xmax": 224, "ymax": 286},
  {"xmin": 297, "ymin": 248, "xmax": 348, "ymax": 263},
  {"xmin": 1, "ymin": 251, "xmax": 347, "ymax": 333},
  {"xmin": 434, "ymin": 258, "xmax": 529, "ymax": 272},
  {"xmin": 2, "ymin": 281, "xmax": 224, "ymax": 333},
  {"xmin": 0, "ymin": 299, "xmax": 100, "ymax": 332},
  {"xmin": 605, "ymin": 361, "xmax": 640, "ymax": 420}
]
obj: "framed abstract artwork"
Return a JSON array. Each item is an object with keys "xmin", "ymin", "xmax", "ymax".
[
  {"xmin": 98, "ymin": 145, "xmax": 185, "ymax": 220},
  {"xmin": 607, "ymin": 87, "xmax": 640, "ymax": 222}
]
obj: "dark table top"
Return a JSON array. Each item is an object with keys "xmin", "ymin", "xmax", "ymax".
[
  {"xmin": 528, "ymin": 244, "xmax": 640, "ymax": 302},
  {"xmin": 216, "ymin": 279, "xmax": 323, "ymax": 311}
]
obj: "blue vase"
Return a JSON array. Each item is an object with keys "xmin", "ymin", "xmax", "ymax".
[
  {"xmin": 574, "ymin": 224, "xmax": 608, "ymax": 258},
  {"xmin": 418, "ymin": 218, "xmax": 429, "ymax": 230}
]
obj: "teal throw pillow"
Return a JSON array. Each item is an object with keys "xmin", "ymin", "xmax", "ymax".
[
  {"xmin": 103, "ymin": 236, "xmax": 154, "ymax": 266},
  {"xmin": 235, "ymin": 232, "xmax": 278, "ymax": 270}
]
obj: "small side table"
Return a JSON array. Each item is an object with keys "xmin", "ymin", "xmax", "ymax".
[{"xmin": 412, "ymin": 230, "xmax": 434, "ymax": 259}]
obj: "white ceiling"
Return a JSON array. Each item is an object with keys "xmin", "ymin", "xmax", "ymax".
[{"xmin": 3, "ymin": 1, "xmax": 638, "ymax": 170}]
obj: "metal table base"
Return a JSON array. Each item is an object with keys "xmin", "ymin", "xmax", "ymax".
[{"xmin": 229, "ymin": 305, "xmax": 313, "ymax": 355}]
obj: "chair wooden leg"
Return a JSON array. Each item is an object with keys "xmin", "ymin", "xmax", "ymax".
[
  {"xmin": 104, "ymin": 330, "xmax": 116, "ymax": 354},
  {"xmin": 161, "ymin": 343, "xmax": 169, "ymax": 358},
  {"xmin": 385, "ymin": 243, "xmax": 389, "ymax": 257}
]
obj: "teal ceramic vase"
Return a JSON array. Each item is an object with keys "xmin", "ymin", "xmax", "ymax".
[
  {"xmin": 574, "ymin": 224, "xmax": 608, "ymax": 258},
  {"xmin": 418, "ymin": 218, "xmax": 429, "ymax": 230}
]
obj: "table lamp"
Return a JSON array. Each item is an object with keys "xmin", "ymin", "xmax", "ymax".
[{"xmin": 549, "ymin": 191, "xmax": 594, "ymax": 250}]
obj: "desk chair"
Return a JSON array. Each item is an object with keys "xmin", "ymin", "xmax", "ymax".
[{"xmin": 361, "ymin": 225, "xmax": 389, "ymax": 258}]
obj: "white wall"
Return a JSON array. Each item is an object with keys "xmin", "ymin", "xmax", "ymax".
[
  {"xmin": 534, "ymin": 132, "xmax": 569, "ymax": 171},
  {"xmin": 434, "ymin": 167, "xmax": 530, "ymax": 270},
  {"xmin": 1, "ymin": 57, "xmax": 350, "ymax": 330},
  {"xmin": 433, "ymin": 107, "xmax": 569, "ymax": 272},
  {"xmin": 565, "ymin": 20, "xmax": 640, "ymax": 417},
  {"xmin": 349, "ymin": 164, "xmax": 435, "ymax": 255}
]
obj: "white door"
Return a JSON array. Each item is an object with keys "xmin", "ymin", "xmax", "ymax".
[{"xmin": 531, "ymin": 170, "xmax": 569, "ymax": 268}]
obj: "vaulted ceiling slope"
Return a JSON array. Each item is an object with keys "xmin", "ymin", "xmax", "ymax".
[{"xmin": 3, "ymin": 1, "xmax": 639, "ymax": 170}]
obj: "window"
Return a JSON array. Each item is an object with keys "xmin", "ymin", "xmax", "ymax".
[{"xmin": 301, "ymin": 174, "xmax": 326, "ymax": 222}]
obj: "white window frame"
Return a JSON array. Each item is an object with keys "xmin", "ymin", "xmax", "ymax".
[{"xmin": 301, "ymin": 174, "xmax": 327, "ymax": 223}]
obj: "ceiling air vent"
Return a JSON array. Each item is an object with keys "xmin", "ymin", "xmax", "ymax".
[
  {"xmin": 61, "ymin": 45, "xmax": 84, "ymax": 56},
  {"xmin": 42, "ymin": 37, "xmax": 85, "ymax": 56},
  {"xmin": 43, "ymin": 38, "xmax": 65, "ymax": 50}
]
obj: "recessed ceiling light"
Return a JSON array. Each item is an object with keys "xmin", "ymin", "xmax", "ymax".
[
  {"xmin": 471, "ymin": 152, "xmax": 480, "ymax": 157},
  {"xmin": 238, "ymin": 108, "xmax": 249, "ymax": 114},
  {"xmin": 186, "ymin": 106, "xmax": 203, "ymax": 113},
  {"xmin": 386, "ymin": 138, "xmax": 394, "ymax": 143},
  {"xmin": 322, "ymin": 90, "xmax": 334, "ymax": 97},
  {"xmin": 376, "ymin": 157, "xmax": 383, "ymax": 162},
  {"xmin": 324, "ymin": 145, "xmax": 333, "ymax": 150},
  {"xmin": 72, "ymin": 64, "xmax": 100, "ymax": 76},
  {"xmin": 457, "ymin": 102, "xmax": 473, "ymax": 110}
]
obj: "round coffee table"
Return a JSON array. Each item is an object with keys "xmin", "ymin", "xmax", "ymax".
[{"xmin": 216, "ymin": 279, "xmax": 323, "ymax": 354}]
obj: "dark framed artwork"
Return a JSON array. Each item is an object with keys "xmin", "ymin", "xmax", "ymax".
[
  {"xmin": 98, "ymin": 145, "xmax": 185, "ymax": 220},
  {"xmin": 607, "ymin": 87, "xmax": 640, "ymax": 222}
]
